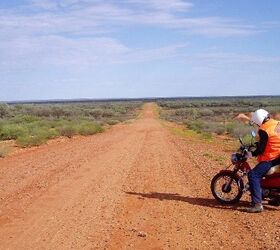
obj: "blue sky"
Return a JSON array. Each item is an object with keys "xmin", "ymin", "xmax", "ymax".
[{"xmin": 1, "ymin": 0, "xmax": 280, "ymax": 101}]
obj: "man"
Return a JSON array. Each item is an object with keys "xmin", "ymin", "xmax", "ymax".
[{"xmin": 246, "ymin": 109, "xmax": 280, "ymax": 213}]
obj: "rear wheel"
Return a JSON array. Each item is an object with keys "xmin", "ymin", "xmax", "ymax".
[{"xmin": 211, "ymin": 172, "xmax": 244, "ymax": 204}]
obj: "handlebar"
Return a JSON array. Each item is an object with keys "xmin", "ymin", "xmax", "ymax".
[
  {"xmin": 239, "ymin": 137, "xmax": 244, "ymax": 146},
  {"xmin": 239, "ymin": 143, "xmax": 256, "ymax": 159}
]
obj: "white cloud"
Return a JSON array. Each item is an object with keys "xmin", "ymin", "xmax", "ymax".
[
  {"xmin": 0, "ymin": 36, "xmax": 126, "ymax": 67},
  {"xmin": 0, "ymin": 0, "xmax": 276, "ymax": 71},
  {"xmin": 0, "ymin": 35, "xmax": 186, "ymax": 69},
  {"xmin": 29, "ymin": 0, "xmax": 193, "ymax": 12},
  {"xmin": 0, "ymin": 0, "xmax": 263, "ymax": 39}
]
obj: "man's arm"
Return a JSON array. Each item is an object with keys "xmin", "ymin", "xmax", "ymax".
[{"xmin": 252, "ymin": 129, "xmax": 268, "ymax": 157}]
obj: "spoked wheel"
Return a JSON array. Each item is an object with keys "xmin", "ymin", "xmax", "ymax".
[{"xmin": 211, "ymin": 171, "xmax": 244, "ymax": 204}]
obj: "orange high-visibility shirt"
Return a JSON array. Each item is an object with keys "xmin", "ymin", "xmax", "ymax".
[{"xmin": 258, "ymin": 119, "xmax": 280, "ymax": 162}]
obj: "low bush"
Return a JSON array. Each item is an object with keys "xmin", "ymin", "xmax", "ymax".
[
  {"xmin": 16, "ymin": 134, "xmax": 47, "ymax": 147},
  {"xmin": 185, "ymin": 120, "xmax": 204, "ymax": 132},
  {"xmin": 47, "ymin": 128, "xmax": 60, "ymax": 139},
  {"xmin": 76, "ymin": 121, "xmax": 103, "ymax": 135},
  {"xmin": 15, "ymin": 126, "xmax": 57, "ymax": 147},
  {"xmin": 0, "ymin": 124, "xmax": 28, "ymax": 140}
]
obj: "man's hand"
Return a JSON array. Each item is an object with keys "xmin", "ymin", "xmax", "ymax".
[{"xmin": 245, "ymin": 151, "xmax": 253, "ymax": 159}]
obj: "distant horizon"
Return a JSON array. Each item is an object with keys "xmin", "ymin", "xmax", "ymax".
[{"xmin": 3, "ymin": 94, "xmax": 280, "ymax": 105}]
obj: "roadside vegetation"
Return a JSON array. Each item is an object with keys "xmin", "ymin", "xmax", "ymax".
[
  {"xmin": 158, "ymin": 96, "xmax": 280, "ymax": 140},
  {"xmin": 0, "ymin": 101, "xmax": 141, "ymax": 148}
]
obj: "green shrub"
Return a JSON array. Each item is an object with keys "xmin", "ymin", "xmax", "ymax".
[
  {"xmin": 185, "ymin": 120, "xmax": 204, "ymax": 132},
  {"xmin": 77, "ymin": 122, "xmax": 103, "ymax": 135},
  {"xmin": 32, "ymin": 126, "xmax": 58, "ymax": 139},
  {"xmin": 46, "ymin": 119, "xmax": 66, "ymax": 128},
  {"xmin": 0, "ymin": 124, "xmax": 28, "ymax": 140},
  {"xmin": 16, "ymin": 134, "xmax": 47, "ymax": 147},
  {"xmin": 16, "ymin": 126, "xmax": 55, "ymax": 147},
  {"xmin": 47, "ymin": 128, "xmax": 60, "ymax": 139},
  {"xmin": 11, "ymin": 115, "xmax": 40, "ymax": 124}
]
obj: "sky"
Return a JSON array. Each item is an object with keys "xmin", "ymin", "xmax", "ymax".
[{"xmin": 1, "ymin": 0, "xmax": 280, "ymax": 101}]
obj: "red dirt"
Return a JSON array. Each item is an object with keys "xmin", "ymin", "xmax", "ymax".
[{"xmin": 0, "ymin": 103, "xmax": 279, "ymax": 249}]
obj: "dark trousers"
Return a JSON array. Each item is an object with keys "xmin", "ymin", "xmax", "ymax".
[{"xmin": 248, "ymin": 161, "xmax": 273, "ymax": 204}]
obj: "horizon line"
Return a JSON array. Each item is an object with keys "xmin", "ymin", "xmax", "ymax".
[{"xmin": 1, "ymin": 94, "xmax": 280, "ymax": 105}]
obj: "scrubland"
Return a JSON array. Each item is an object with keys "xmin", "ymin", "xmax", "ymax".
[
  {"xmin": 0, "ymin": 101, "xmax": 141, "ymax": 149},
  {"xmin": 157, "ymin": 96, "xmax": 280, "ymax": 140},
  {"xmin": 1, "ymin": 96, "xmax": 279, "ymax": 152}
]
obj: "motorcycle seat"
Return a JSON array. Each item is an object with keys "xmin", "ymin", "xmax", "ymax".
[{"xmin": 266, "ymin": 165, "xmax": 280, "ymax": 176}]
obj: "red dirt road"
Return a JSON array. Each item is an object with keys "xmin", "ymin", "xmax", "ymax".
[{"xmin": 0, "ymin": 103, "xmax": 279, "ymax": 250}]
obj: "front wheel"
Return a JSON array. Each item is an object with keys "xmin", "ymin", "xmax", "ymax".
[{"xmin": 211, "ymin": 171, "xmax": 244, "ymax": 204}]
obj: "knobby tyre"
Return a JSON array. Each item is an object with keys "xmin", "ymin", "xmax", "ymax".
[{"xmin": 211, "ymin": 171, "xmax": 244, "ymax": 204}]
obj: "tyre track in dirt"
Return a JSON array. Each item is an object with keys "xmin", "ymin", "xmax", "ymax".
[
  {"xmin": 0, "ymin": 119, "xmax": 148, "ymax": 249},
  {"xmin": 0, "ymin": 103, "xmax": 279, "ymax": 249},
  {"xmin": 107, "ymin": 109, "xmax": 279, "ymax": 249}
]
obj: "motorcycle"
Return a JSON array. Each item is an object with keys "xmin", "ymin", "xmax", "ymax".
[{"xmin": 211, "ymin": 131, "xmax": 280, "ymax": 205}]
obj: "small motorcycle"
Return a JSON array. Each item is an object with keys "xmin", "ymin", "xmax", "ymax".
[{"xmin": 211, "ymin": 131, "xmax": 280, "ymax": 205}]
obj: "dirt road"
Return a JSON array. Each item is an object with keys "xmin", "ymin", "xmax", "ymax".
[{"xmin": 0, "ymin": 103, "xmax": 279, "ymax": 249}]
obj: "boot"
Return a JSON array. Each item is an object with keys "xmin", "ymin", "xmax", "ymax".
[{"xmin": 246, "ymin": 203, "xmax": 264, "ymax": 213}]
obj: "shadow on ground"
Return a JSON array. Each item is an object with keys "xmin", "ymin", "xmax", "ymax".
[{"xmin": 125, "ymin": 191, "xmax": 279, "ymax": 212}]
